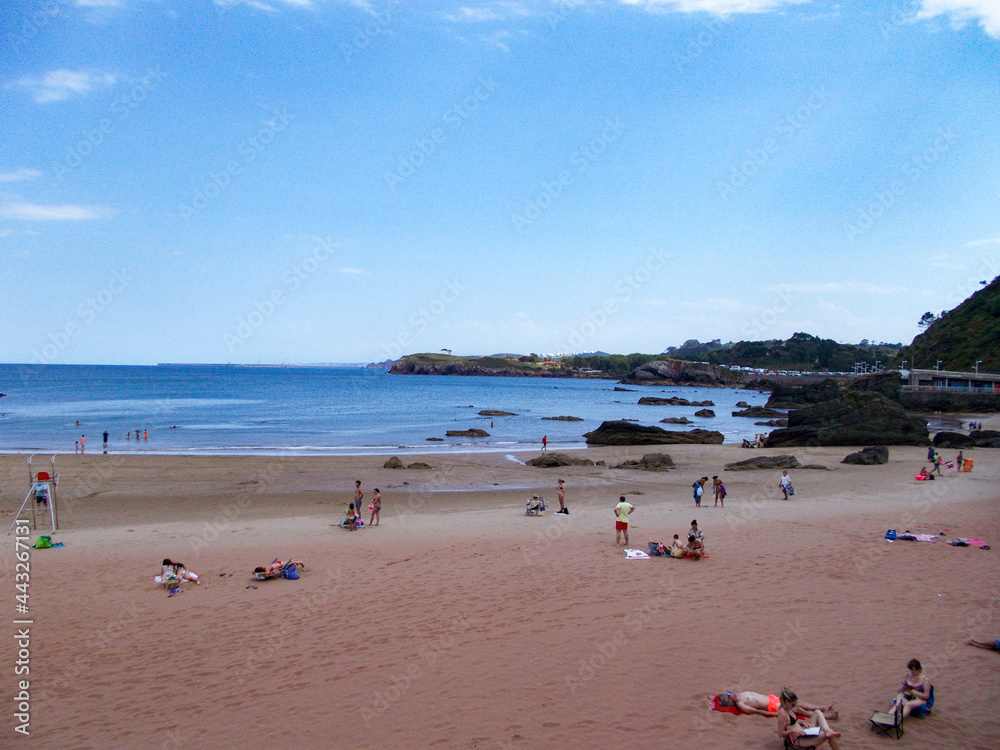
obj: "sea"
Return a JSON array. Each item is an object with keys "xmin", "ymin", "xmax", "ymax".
[{"xmin": 0, "ymin": 364, "xmax": 777, "ymax": 456}]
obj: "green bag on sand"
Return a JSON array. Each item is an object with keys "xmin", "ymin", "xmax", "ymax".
[{"xmin": 34, "ymin": 535, "xmax": 52, "ymax": 549}]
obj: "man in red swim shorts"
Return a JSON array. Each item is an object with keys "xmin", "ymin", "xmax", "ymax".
[{"xmin": 614, "ymin": 495, "xmax": 634, "ymax": 546}]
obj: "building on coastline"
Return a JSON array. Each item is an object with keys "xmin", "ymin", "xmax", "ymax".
[{"xmin": 901, "ymin": 368, "xmax": 1000, "ymax": 394}]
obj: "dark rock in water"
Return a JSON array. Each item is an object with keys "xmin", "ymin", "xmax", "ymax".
[
  {"xmin": 542, "ymin": 415, "xmax": 583, "ymax": 421},
  {"xmin": 660, "ymin": 417, "xmax": 691, "ymax": 424},
  {"xmin": 526, "ymin": 453, "xmax": 595, "ymax": 467},
  {"xmin": 766, "ymin": 379, "xmax": 846, "ymax": 409},
  {"xmin": 612, "ymin": 453, "xmax": 675, "ymax": 471},
  {"xmin": 638, "ymin": 396, "xmax": 713, "ymax": 406},
  {"xmin": 725, "ymin": 455, "xmax": 800, "ymax": 471},
  {"xmin": 613, "ymin": 387, "xmax": 636, "ymax": 392},
  {"xmin": 755, "ymin": 419, "xmax": 788, "ymax": 426},
  {"xmin": 736, "ymin": 401, "xmax": 748, "ymax": 408},
  {"xmin": 842, "ymin": 446, "xmax": 889, "ymax": 465},
  {"xmin": 694, "ymin": 409, "xmax": 715, "ymax": 418},
  {"xmin": 584, "ymin": 421, "xmax": 724, "ymax": 445},
  {"xmin": 426, "ymin": 437, "xmax": 444, "ymax": 441},
  {"xmin": 446, "ymin": 428, "xmax": 491, "ymax": 437},
  {"xmin": 766, "ymin": 392, "xmax": 929, "ymax": 447},
  {"xmin": 733, "ymin": 406, "xmax": 785, "ymax": 418},
  {"xmin": 479, "ymin": 410, "xmax": 516, "ymax": 416},
  {"xmin": 406, "ymin": 462, "xmax": 433, "ymax": 470},
  {"xmin": 383, "ymin": 457, "xmax": 404, "ymax": 469}
]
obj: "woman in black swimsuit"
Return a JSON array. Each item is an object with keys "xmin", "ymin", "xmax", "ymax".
[{"xmin": 777, "ymin": 687, "xmax": 842, "ymax": 749}]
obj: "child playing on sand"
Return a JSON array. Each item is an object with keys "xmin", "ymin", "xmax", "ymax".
[
  {"xmin": 345, "ymin": 503, "xmax": 357, "ymax": 530},
  {"xmin": 369, "ymin": 489, "xmax": 381, "ymax": 526}
]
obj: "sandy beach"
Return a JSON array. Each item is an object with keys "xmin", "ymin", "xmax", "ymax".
[{"xmin": 1, "ymin": 443, "xmax": 998, "ymax": 749}]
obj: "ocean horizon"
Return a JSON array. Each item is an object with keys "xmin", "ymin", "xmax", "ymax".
[{"xmin": 0, "ymin": 363, "xmax": 776, "ymax": 456}]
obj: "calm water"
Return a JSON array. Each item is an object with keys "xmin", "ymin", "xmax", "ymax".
[{"xmin": 0, "ymin": 364, "xmax": 775, "ymax": 455}]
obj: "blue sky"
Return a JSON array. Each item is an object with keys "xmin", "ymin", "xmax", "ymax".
[{"xmin": 1, "ymin": 0, "xmax": 998, "ymax": 365}]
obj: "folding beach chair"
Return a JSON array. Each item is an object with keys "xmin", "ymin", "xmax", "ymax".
[{"xmin": 869, "ymin": 701, "xmax": 904, "ymax": 739}]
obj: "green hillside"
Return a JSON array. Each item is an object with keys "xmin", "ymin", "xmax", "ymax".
[
  {"xmin": 900, "ymin": 275, "xmax": 1000, "ymax": 371},
  {"xmin": 672, "ymin": 333, "xmax": 901, "ymax": 372}
]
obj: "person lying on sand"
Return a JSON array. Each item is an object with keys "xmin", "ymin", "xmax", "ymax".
[
  {"xmin": 968, "ymin": 638, "xmax": 1000, "ymax": 652},
  {"xmin": 777, "ymin": 687, "xmax": 842, "ymax": 749},
  {"xmin": 253, "ymin": 560, "xmax": 305, "ymax": 577},
  {"xmin": 171, "ymin": 561, "xmax": 199, "ymax": 584},
  {"xmin": 722, "ymin": 690, "xmax": 836, "ymax": 719}
]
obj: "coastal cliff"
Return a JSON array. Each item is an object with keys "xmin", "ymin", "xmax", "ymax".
[{"xmin": 389, "ymin": 354, "xmax": 606, "ymax": 378}]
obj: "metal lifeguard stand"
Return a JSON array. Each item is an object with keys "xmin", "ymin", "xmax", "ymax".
[{"xmin": 7, "ymin": 455, "xmax": 59, "ymax": 535}]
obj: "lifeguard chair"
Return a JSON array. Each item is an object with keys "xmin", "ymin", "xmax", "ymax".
[{"xmin": 7, "ymin": 455, "xmax": 59, "ymax": 535}]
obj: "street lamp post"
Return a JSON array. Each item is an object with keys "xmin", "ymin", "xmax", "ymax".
[
  {"xmin": 976, "ymin": 360, "xmax": 983, "ymax": 375},
  {"xmin": 936, "ymin": 360, "xmax": 942, "ymax": 371}
]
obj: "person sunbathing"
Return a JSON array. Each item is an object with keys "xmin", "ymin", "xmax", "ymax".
[
  {"xmin": 525, "ymin": 495, "xmax": 544, "ymax": 514},
  {"xmin": 777, "ymin": 688, "xmax": 842, "ymax": 748},
  {"xmin": 968, "ymin": 638, "xmax": 1000, "ymax": 652},
  {"xmin": 891, "ymin": 659, "xmax": 931, "ymax": 718},
  {"xmin": 171, "ymin": 561, "xmax": 200, "ymax": 584},
  {"xmin": 253, "ymin": 559, "xmax": 305, "ymax": 578},
  {"xmin": 724, "ymin": 690, "xmax": 836, "ymax": 719},
  {"xmin": 917, "ymin": 467, "xmax": 935, "ymax": 480}
]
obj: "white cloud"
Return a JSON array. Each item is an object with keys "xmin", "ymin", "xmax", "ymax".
[
  {"xmin": 916, "ymin": 0, "xmax": 1000, "ymax": 38},
  {"xmin": 0, "ymin": 168, "xmax": 42, "ymax": 183},
  {"xmin": 617, "ymin": 0, "xmax": 809, "ymax": 15},
  {"xmin": 339, "ymin": 267, "xmax": 366, "ymax": 274},
  {"xmin": 482, "ymin": 29, "xmax": 514, "ymax": 50},
  {"xmin": 7, "ymin": 69, "xmax": 117, "ymax": 103},
  {"xmin": 442, "ymin": 3, "xmax": 531, "ymax": 22},
  {"xmin": 75, "ymin": 0, "xmax": 124, "ymax": 7},
  {"xmin": 965, "ymin": 236, "xmax": 1000, "ymax": 246},
  {"xmin": 0, "ymin": 202, "xmax": 117, "ymax": 220}
]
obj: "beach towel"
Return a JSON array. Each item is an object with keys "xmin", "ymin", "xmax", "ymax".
[
  {"xmin": 709, "ymin": 695, "xmax": 743, "ymax": 715},
  {"xmin": 624, "ymin": 549, "xmax": 650, "ymax": 559}
]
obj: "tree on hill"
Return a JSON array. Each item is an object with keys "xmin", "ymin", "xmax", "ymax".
[{"xmin": 900, "ymin": 275, "xmax": 1000, "ymax": 372}]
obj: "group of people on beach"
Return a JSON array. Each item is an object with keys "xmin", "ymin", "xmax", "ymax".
[
  {"xmin": 691, "ymin": 475, "xmax": 727, "ymax": 507},
  {"xmin": 741, "ymin": 433, "xmax": 768, "ymax": 448},
  {"xmin": 74, "ymin": 426, "xmax": 149, "ymax": 453},
  {"xmin": 343, "ymin": 480, "xmax": 381, "ymax": 530},
  {"xmin": 158, "ymin": 558, "xmax": 199, "ymax": 595},
  {"xmin": 717, "ymin": 657, "xmax": 935, "ymax": 748}
]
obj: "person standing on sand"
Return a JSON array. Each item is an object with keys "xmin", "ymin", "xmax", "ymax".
[
  {"xmin": 542, "ymin": 435, "xmax": 547, "ymax": 451},
  {"xmin": 614, "ymin": 495, "xmax": 634, "ymax": 545},
  {"xmin": 80, "ymin": 434, "xmax": 85, "ymax": 453},
  {"xmin": 693, "ymin": 476, "xmax": 707, "ymax": 507},
  {"xmin": 712, "ymin": 475, "xmax": 726, "ymax": 507},
  {"xmin": 780, "ymin": 470, "xmax": 794, "ymax": 500},
  {"xmin": 369, "ymin": 488, "xmax": 381, "ymax": 526},
  {"xmin": 354, "ymin": 480, "xmax": 364, "ymax": 511},
  {"xmin": 556, "ymin": 479, "xmax": 568, "ymax": 515}
]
